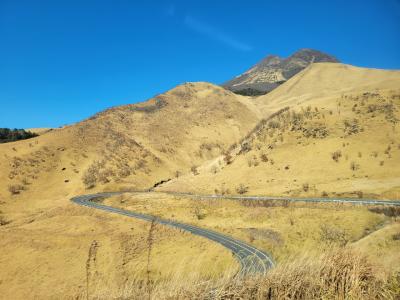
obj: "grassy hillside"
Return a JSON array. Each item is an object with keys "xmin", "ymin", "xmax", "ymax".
[
  {"xmin": 161, "ymin": 64, "xmax": 400, "ymax": 199},
  {"xmin": 0, "ymin": 82, "xmax": 258, "ymax": 299},
  {"xmin": 0, "ymin": 82, "xmax": 260, "ymax": 210}
]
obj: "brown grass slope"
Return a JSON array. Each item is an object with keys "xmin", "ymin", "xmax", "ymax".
[
  {"xmin": 160, "ymin": 63, "xmax": 400, "ymax": 199},
  {"xmin": 0, "ymin": 82, "xmax": 259, "ymax": 210},
  {"xmin": 0, "ymin": 82, "xmax": 258, "ymax": 299}
]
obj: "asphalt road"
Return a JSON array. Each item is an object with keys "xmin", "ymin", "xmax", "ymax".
[
  {"xmin": 166, "ymin": 192, "xmax": 400, "ymax": 206},
  {"xmin": 71, "ymin": 191, "xmax": 399, "ymax": 275},
  {"xmin": 71, "ymin": 192, "xmax": 275, "ymax": 275}
]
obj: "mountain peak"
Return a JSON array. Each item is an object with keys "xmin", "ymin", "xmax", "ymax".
[
  {"xmin": 223, "ymin": 49, "xmax": 339, "ymax": 96},
  {"xmin": 290, "ymin": 48, "xmax": 339, "ymax": 63}
]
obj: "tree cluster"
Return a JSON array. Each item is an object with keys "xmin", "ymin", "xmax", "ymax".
[{"xmin": 0, "ymin": 128, "xmax": 38, "ymax": 143}]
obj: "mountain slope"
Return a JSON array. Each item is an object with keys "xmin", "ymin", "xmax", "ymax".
[
  {"xmin": 0, "ymin": 82, "xmax": 260, "ymax": 213},
  {"xmin": 161, "ymin": 63, "xmax": 400, "ymax": 199},
  {"xmin": 223, "ymin": 49, "xmax": 339, "ymax": 95}
]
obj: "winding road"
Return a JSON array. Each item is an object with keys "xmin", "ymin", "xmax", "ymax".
[
  {"xmin": 71, "ymin": 192, "xmax": 275, "ymax": 275},
  {"xmin": 71, "ymin": 191, "xmax": 399, "ymax": 275}
]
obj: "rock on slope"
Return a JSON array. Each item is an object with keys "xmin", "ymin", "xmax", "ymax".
[{"xmin": 223, "ymin": 49, "xmax": 339, "ymax": 95}]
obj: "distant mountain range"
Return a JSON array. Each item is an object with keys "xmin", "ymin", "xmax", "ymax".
[{"xmin": 223, "ymin": 48, "xmax": 339, "ymax": 95}]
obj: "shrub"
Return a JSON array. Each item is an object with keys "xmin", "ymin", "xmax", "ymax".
[
  {"xmin": 302, "ymin": 124, "xmax": 329, "ymax": 138},
  {"xmin": 98, "ymin": 169, "xmax": 115, "ymax": 184},
  {"xmin": 223, "ymin": 152, "xmax": 233, "ymax": 165},
  {"xmin": 82, "ymin": 167, "xmax": 98, "ymax": 188},
  {"xmin": 331, "ymin": 150, "xmax": 342, "ymax": 162},
  {"xmin": 343, "ymin": 119, "xmax": 362, "ymax": 135},
  {"xmin": 320, "ymin": 224, "xmax": 349, "ymax": 246},
  {"xmin": 260, "ymin": 153, "xmax": 268, "ymax": 162},
  {"xmin": 8, "ymin": 184, "xmax": 25, "ymax": 195},
  {"xmin": 350, "ymin": 161, "xmax": 359, "ymax": 171},
  {"xmin": 239, "ymin": 142, "xmax": 252, "ymax": 154},
  {"xmin": 0, "ymin": 216, "xmax": 10, "ymax": 226},
  {"xmin": 190, "ymin": 165, "xmax": 199, "ymax": 175},
  {"xmin": 302, "ymin": 183, "xmax": 309, "ymax": 192},
  {"xmin": 268, "ymin": 120, "xmax": 281, "ymax": 129},
  {"xmin": 194, "ymin": 206, "xmax": 206, "ymax": 220},
  {"xmin": 236, "ymin": 184, "xmax": 249, "ymax": 195}
]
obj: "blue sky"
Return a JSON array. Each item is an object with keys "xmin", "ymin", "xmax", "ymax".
[{"xmin": 1, "ymin": 0, "xmax": 399, "ymax": 128}]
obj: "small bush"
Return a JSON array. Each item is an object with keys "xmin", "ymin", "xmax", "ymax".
[
  {"xmin": 194, "ymin": 206, "xmax": 206, "ymax": 220},
  {"xmin": 0, "ymin": 216, "xmax": 10, "ymax": 226},
  {"xmin": 268, "ymin": 120, "xmax": 281, "ymax": 129},
  {"xmin": 320, "ymin": 224, "xmax": 349, "ymax": 246},
  {"xmin": 190, "ymin": 165, "xmax": 199, "ymax": 175},
  {"xmin": 331, "ymin": 150, "xmax": 342, "ymax": 162},
  {"xmin": 8, "ymin": 184, "xmax": 25, "ymax": 195},
  {"xmin": 302, "ymin": 183, "xmax": 309, "ymax": 192},
  {"xmin": 260, "ymin": 153, "xmax": 268, "ymax": 162},
  {"xmin": 350, "ymin": 161, "xmax": 359, "ymax": 171},
  {"xmin": 236, "ymin": 184, "xmax": 249, "ymax": 195},
  {"xmin": 223, "ymin": 152, "xmax": 233, "ymax": 165},
  {"xmin": 239, "ymin": 142, "xmax": 252, "ymax": 154},
  {"xmin": 343, "ymin": 118, "xmax": 362, "ymax": 135},
  {"xmin": 82, "ymin": 167, "xmax": 97, "ymax": 189}
]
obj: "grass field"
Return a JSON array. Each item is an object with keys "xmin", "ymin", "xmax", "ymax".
[{"xmin": 104, "ymin": 192, "xmax": 400, "ymax": 271}]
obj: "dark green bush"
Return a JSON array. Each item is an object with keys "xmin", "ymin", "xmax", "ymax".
[{"xmin": 0, "ymin": 128, "xmax": 38, "ymax": 143}]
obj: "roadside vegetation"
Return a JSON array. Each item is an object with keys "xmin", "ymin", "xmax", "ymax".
[
  {"xmin": 91, "ymin": 192, "xmax": 400, "ymax": 299},
  {"xmin": 88, "ymin": 249, "xmax": 400, "ymax": 299}
]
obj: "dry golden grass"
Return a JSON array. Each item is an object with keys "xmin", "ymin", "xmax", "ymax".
[
  {"xmin": 105, "ymin": 192, "xmax": 399, "ymax": 270},
  {"xmin": 162, "ymin": 88, "xmax": 400, "ymax": 199},
  {"xmin": 0, "ymin": 202, "xmax": 236, "ymax": 299},
  {"xmin": 75, "ymin": 248, "xmax": 400, "ymax": 299}
]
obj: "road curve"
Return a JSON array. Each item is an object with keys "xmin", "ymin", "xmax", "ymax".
[
  {"xmin": 71, "ymin": 192, "xmax": 275, "ymax": 275},
  {"xmin": 71, "ymin": 191, "xmax": 399, "ymax": 275}
]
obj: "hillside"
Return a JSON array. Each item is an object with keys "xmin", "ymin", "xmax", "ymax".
[
  {"xmin": 161, "ymin": 63, "xmax": 400, "ymax": 199},
  {"xmin": 0, "ymin": 82, "xmax": 260, "ymax": 211},
  {"xmin": 223, "ymin": 49, "xmax": 338, "ymax": 95},
  {"xmin": 0, "ymin": 82, "xmax": 261, "ymax": 298}
]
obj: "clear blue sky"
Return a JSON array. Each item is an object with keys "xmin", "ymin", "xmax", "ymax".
[{"xmin": 1, "ymin": 0, "xmax": 399, "ymax": 128}]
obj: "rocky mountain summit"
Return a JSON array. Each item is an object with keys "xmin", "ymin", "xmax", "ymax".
[{"xmin": 223, "ymin": 48, "xmax": 339, "ymax": 95}]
